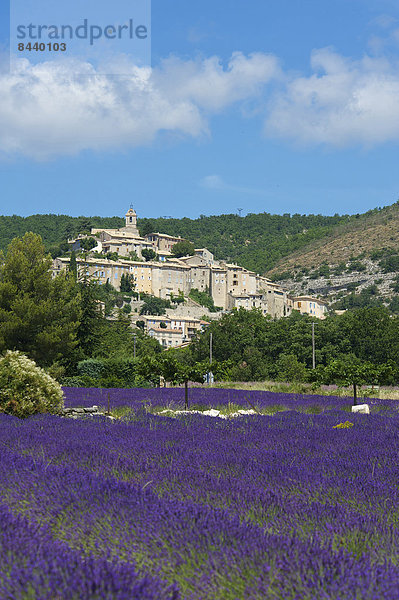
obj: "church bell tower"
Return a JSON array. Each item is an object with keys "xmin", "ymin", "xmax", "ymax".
[{"xmin": 124, "ymin": 205, "xmax": 139, "ymax": 235}]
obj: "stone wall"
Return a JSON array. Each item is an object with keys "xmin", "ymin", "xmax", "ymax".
[{"xmin": 62, "ymin": 406, "xmax": 115, "ymax": 420}]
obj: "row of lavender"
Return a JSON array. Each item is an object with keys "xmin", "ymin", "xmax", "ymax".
[
  {"xmin": 1, "ymin": 409, "xmax": 399, "ymax": 598},
  {"xmin": 62, "ymin": 385, "xmax": 398, "ymax": 412}
]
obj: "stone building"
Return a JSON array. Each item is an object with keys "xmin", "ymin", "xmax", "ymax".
[
  {"xmin": 290, "ymin": 296, "xmax": 328, "ymax": 319},
  {"xmin": 90, "ymin": 208, "xmax": 154, "ymax": 258},
  {"xmin": 53, "ymin": 256, "xmax": 154, "ymax": 294},
  {"xmin": 224, "ymin": 263, "xmax": 257, "ymax": 296},
  {"xmin": 148, "ymin": 327, "xmax": 185, "ymax": 348},
  {"xmin": 55, "ymin": 207, "xmax": 328, "ymax": 320},
  {"xmin": 151, "ymin": 260, "xmax": 191, "ymax": 299},
  {"xmin": 145, "ymin": 232, "xmax": 185, "ymax": 253},
  {"xmin": 142, "ymin": 315, "xmax": 206, "ymax": 340}
]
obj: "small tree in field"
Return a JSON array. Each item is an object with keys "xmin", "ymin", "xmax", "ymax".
[
  {"xmin": 0, "ymin": 351, "xmax": 64, "ymax": 418},
  {"xmin": 160, "ymin": 353, "xmax": 210, "ymax": 409},
  {"xmin": 137, "ymin": 352, "xmax": 210, "ymax": 409},
  {"xmin": 315, "ymin": 356, "xmax": 394, "ymax": 405}
]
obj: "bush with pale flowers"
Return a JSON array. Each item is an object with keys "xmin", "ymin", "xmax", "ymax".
[{"xmin": 0, "ymin": 351, "xmax": 64, "ymax": 418}]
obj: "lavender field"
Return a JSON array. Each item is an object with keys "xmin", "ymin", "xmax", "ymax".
[
  {"xmin": 2, "ymin": 389, "xmax": 399, "ymax": 599},
  {"xmin": 63, "ymin": 385, "xmax": 397, "ymax": 414}
]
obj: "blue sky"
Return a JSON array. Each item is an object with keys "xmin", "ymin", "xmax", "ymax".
[{"xmin": 1, "ymin": 0, "xmax": 399, "ymax": 219}]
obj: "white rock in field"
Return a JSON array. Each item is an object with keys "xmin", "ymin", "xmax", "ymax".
[
  {"xmin": 156, "ymin": 408, "xmax": 261, "ymax": 419},
  {"xmin": 202, "ymin": 409, "xmax": 220, "ymax": 417},
  {"xmin": 351, "ymin": 404, "xmax": 370, "ymax": 414}
]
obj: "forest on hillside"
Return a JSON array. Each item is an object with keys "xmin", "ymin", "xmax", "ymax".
[
  {"xmin": 0, "ymin": 204, "xmax": 393, "ymax": 274},
  {"xmin": 138, "ymin": 212, "xmax": 352, "ymax": 273},
  {"xmin": 0, "ymin": 214, "xmax": 124, "ymax": 258},
  {"xmin": 0, "ymin": 211, "xmax": 354, "ymax": 273}
]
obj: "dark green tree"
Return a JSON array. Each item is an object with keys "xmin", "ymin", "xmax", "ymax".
[
  {"xmin": 78, "ymin": 218, "xmax": 92, "ymax": 234},
  {"xmin": 315, "ymin": 356, "xmax": 394, "ymax": 404},
  {"xmin": 69, "ymin": 250, "xmax": 78, "ymax": 279},
  {"xmin": 141, "ymin": 248, "xmax": 158, "ymax": 262},
  {"xmin": 76, "ymin": 279, "xmax": 102, "ymax": 358},
  {"xmin": 189, "ymin": 288, "xmax": 220, "ymax": 312},
  {"xmin": 171, "ymin": 240, "xmax": 195, "ymax": 258},
  {"xmin": 80, "ymin": 237, "xmax": 97, "ymax": 251},
  {"xmin": 190, "ymin": 308, "xmax": 273, "ymax": 380},
  {"xmin": 138, "ymin": 219, "xmax": 156, "ymax": 237},
  {"xmin": 120, "ymin": 273, "xmax": 135, "ymax": 293},
  {"xmin": 0, "ymin": 233, "xmax": 81, "ymax": 367},
  {"xmin": 275, "ymin": 353, "xmax": 308, "ymax": 382},
  {"xmin": 91, "ymin": 319, "xmax": 160, "ymax": 360},
  {"xmin": 140, "ymin": 295, "xmax": 171, "ymax": 315},
  {"xmin": 137, "ymin": 351, "xmax": 210, "ymax": 408},
  {"xmin": 171, "ymin": 290, "xmax": 185, "ymax": 304}
]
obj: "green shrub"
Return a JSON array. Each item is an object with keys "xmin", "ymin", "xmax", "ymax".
[
  {"xmin": 97, "ymin": 375, "xmax": 126, "ymax": 388},
  {"xmin": 0, "ymin": 351, "xmax": 64, "ymax": 418},
  {"xmin": 71, "ymin": 358, "xmax": 149, "ymax": 388},
  {"xmin": 275, "ymin": 353, "xmax": 308, "ymax": 383},
  {"xmin": 379, "ymin": 255, "xmax": 399, "ymax": 273},
  {"xmin": 77, "ymin": 359, "xmax": 105, "ymax": 380},
  {"xmin": 60, "ymin": 375, "xmax": 96, "ymax": 388}
]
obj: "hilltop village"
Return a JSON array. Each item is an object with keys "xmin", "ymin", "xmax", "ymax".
[{"xmin": 53, "ymin": 207, "xmax": 327, "ymax": 347}]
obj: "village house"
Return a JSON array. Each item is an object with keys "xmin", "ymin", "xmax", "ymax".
[
  {"xmin": 145, "ymin": 232, "xmax": 185, "ymax": 253},
  {"xmin": 148, "ymin": 327, "xmax": 185, "ymax": 348},
  {"xmin": 55, "ymin": 207, "xmax": 328, "ymax": 321},
  {"xmin": 290, "ymin": 296, "xmax": 328, "ymax": 319},
  {"xmin": 90, "ymin": 207, "xmax": 154, "ymax": 258},
  {"xmin": 141, "ymin": 315, "xmax": 206, "ymax": 341}
]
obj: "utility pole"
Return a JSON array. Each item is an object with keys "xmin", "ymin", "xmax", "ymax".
[
  {"xmin": 312, "ymin": 322, "xmax": 316, "ymax": 369},
  {"xmin": 133, "ymin": 333, "xmax": 136, "ymax": 359},
  {"xmin": 208, "ymin": 332, "xmax": 214, "ymax": 385}
]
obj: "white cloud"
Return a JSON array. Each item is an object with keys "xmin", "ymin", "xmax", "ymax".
[
  {"xmin": 153, "ymin": 52, "xmax": 280, "ymax": 112},
  {"xmin": 4, "ymin": 45, "xmax": 399, "ymax": 158},
  {"xmin": 372, "ymin": 14, "xmax": 398, "ymax": 29},
  {"xmin": 201, "ymin": 175, "xmax": 227, "ymax": 190},
  {"xmin": 0, "ymin": 52, "xmax": 279, "ymax": 160},
  {"xmin": 265, "ymin": 47, "xmax": 399, "ymax": 147},
  {"xmin": 200, "ymin": 174, "xmax": 265, "ymax": 196}
]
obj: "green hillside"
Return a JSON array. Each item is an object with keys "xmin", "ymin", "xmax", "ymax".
[
  {"xmin": 139, "ymin": 212, "xmax": 353, "ymax": 272},
  {"xmin": 0, "ymin": 214, "xmax": 124, "ymax": 257},
  {"xmin": 0, "ymin": 204, "xmax": 397, "ymax": 276}
]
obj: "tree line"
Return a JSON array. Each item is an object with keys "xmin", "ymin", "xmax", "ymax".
[
  {"xmin": 2, "ymin": 232, "xmax": 399, "ymax": 392},
  {"xmin": 2, "ymin": 204, "xmax": 399, "ymax": 277},
  {"xmin": 0, "ymin": 211, "xmax": 351, "ymax": 275},
  {"xmin": 188, "ymin": 306, "xmax": 399, "ymax": 385},
  {"xmin": 0, "ymin": 233, "xmax": 160, "ymax": 388}
]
